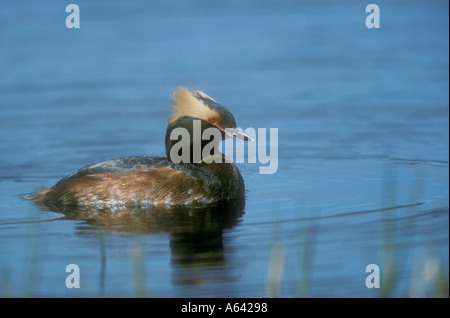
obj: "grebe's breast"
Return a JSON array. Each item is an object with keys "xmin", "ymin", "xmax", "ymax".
[{"xmin": 31, "ymin": 156, "xmax": 244, "ymax": 207}]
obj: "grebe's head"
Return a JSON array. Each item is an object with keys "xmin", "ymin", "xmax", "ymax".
[{"xmin": 169, "ymin": 87, "xmax": 253, "ymax": 141}]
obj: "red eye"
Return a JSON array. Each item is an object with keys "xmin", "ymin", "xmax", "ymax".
[{"xmin": 208, "ymin": 117, "xmax": 216, "ymax": 124}]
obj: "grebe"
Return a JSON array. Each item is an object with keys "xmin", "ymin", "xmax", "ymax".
[{"xmin": 28, "ymin": 87, "xmax": 252, "ymax": 207}]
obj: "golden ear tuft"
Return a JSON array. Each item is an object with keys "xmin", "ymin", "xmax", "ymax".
[{"xmin": 168, "ymin": 87, "xmax": 218, "ymax": 125}]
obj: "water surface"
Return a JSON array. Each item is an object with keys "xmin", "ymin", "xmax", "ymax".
[{"xmin": 0, "ymin": 0, "xmax": 448, "ymax": 297}]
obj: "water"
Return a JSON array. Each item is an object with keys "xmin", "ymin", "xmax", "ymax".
[{"xmin": 0, "ymin": 0, "xmax": 448, "ymax": 297}]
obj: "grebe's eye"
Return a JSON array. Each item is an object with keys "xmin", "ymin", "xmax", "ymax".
[{"xmin": 208, "ymin": 117, "xmax": 216, "ymax": 124}]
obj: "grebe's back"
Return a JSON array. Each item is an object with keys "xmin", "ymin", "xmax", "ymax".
[{"xmin": 29, "ymin": 155, "xmax": 245, "ymax": 207}]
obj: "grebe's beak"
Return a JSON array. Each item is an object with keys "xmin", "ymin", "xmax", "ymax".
[{"xmin": 224, "ymin": 127, "xmax": 255, "ymax": 142}]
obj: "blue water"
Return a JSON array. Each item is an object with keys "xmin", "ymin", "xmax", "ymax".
[{"xmin": 0, "ymin": 0, "xmax": 448, "ymax": 297}]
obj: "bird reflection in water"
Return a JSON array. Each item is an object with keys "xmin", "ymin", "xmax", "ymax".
[{"xmin": 35, "ymin": 196, "xmax": 245, "ymax": 290}]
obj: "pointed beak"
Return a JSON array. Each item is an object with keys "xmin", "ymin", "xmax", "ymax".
[{"xmin": 224, "ymin": 127, "xmax": 255, "ymax": 141}]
